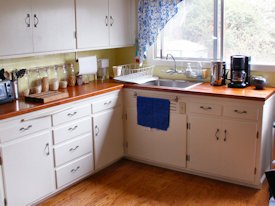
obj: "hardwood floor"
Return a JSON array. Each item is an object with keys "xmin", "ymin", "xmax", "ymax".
[{"xmin": 39, "ymin": 159, "xmax": 269, "ymax": 206}]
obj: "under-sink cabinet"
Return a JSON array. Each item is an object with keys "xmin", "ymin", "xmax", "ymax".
[{"xmin": 123, "ymin": 88, "xmax": 275, "ymax": 188}]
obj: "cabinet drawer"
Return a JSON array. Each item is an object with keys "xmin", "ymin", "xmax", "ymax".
[
  {"xmin": 54, "ymin": 133, "xmax": 93, "ymax": 167},
  {"xmin": 55, "ymin": 153, "xmax": 93, "ymax": 188},
  {"xmin": 0, "ymin": 116, "xmax": 51, "ymax": 143},
  {"xmin": 223, "ymin": 105, "xmax": 259, "ymax": 120},
  {"xmin": 189, "ymin": 102, "xmax": 222, "ymax": 116},
  {"xmin": 92, "ymin": 95, "xmax": 120, "ymax": 113},
  {"xmin": 52, "ymin": 104, "xmax": 91, "ymax": 126},
  {"xmin": 53, "ymin": 117, "xmax": 92, "ymax": 144}
]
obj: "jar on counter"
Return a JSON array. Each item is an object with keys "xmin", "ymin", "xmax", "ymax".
[
  {"xmin": 68, "ymin": 63, "xmax": 76, "ymax": 87},
  {"xmin": 48, "ymin": 65, "xmax": 59, "ymax": 91},
  {"xmin": 18, "ymin": 69, "xmax": 30, "ymax": 97},
  {"xmin": 59, "ymin": 64, "xmax": 68, "ymax": 89},
  {"xmin": 39, "ymin": 67, "xmax": 49, "ymax": 92},
  {"xmin": 29, "ymin": 68, "xmax": 42, "ymax": 94}
]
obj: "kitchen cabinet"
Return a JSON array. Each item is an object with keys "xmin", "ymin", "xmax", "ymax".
[
  {"xmin": 0, "ymin": 0, "xmax": 75, "ymax": 57},
  {"xmin": 76, "ymin": 0, "xmax": 134, "ymax": 50},
  {"xmin": 92, "ymin": 94, "xmax": 124, "ymax": 171},
  {"xmin": 124, "ymin": 89, "xmax": 187, "ymax": 169},
  {"xmin": 1, "ymin": 131, "xmax": 55, "ymax": 206}
]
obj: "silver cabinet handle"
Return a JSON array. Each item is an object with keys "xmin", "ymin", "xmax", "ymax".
[
  {"xmin": 95, "ymin": 125, "xmax": 99, "ymax": 136},
  {"xmin": 69, "ymin": 145, "xmax": 79, "ymax": 152},
  {"xmin": 105, "ymin": 16, "xmax": 109, "ymax": 26},
  {"xmin": 34, "ymin": 14, "xmax": 39, "ymax": 27},
  {"xmin": 19, "ymin": 125, "xmax": 32, "ymax": 132},
  {"xmin": 234, "ymin": 110, "xmax": 247, "ymax": 114},
  {"xmin": 200, "ymin": 106, "xmax": 212, "ymax": 110},
  {"xmin": 215, "ymin": 129, "xmax": 220, "ymax": 140},
  {"xmin": 104, "ymin": 100, "xmax": 112, "ymax": 105},
  {"xmin": 25, "ymin": 14, "xmax": 30, "ymax": 27},
  {"xmin": 68, "ymin": 125, "xmax": 78, "ymax": 131},
  {"xmin": 45, "ymin": 143, "xmax": 50, "ymax": 156},
  {"xmin": 71, "ymin": 166, "xmax": 80, "ymax": 173},
  {"xmin": 110, "ymin": 16, "xmax": 114, "ymax": 26},
  {"xmin": 67, "ymin": 111, "xmax": 77, "ymax": 117},
  {"xmin": 224, "ymin": 130, "xmax": 227, "ymax": 142}
]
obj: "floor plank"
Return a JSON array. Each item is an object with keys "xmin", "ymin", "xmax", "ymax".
[{"xmin": 39, "ymin": 159, "xmax": 269, "ymax": 206}]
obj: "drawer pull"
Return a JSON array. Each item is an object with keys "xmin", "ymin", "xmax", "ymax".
[
  {"xmin": 200, "ymin": 106, "xmax": 212, "ymax": 110},
  {"xmin": 224, "ymin": 130, "xmax": 227, "ymax": 142},
  {"xmin": 69, "ymin": 145, "xmax": 79, "ymax": 152},
  {"xmin": 44, "ymin": 143, "xmax": 50, "ymax": 156},
  {"xmin": 67, "ymin": 111, "xmax": 77, "ymax": 117},
  {"xmin": 71, "ymin": 166, "xmax": 80, "ymax": 173},
  {"xmin": 68, "ymin": 125, "xmax": 78, "ymax": 131},
  {"xmin": 19, "ymin": 125, "xmax": 32, "ymax": 132},
  {"xmin": 104, "ymin": 100, "xmax": 112, "ymax": 105},
  {"xmin": 215, "ymin": 129, "xmax": 220, "ymax": 140},
  {"xmin": 95, "ymin": 125, "xmax": 100, "ymax": 136},
  {"xmin": 234, "ymin": 110, "xmax": 247, "ymax": 114}
]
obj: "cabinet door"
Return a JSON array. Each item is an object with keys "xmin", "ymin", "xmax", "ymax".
[
  {"xmin": 126, "ymin": 108, "xmax": 187, "ymax": 168},
  {"xmin": 187, "ymin": 115, "xmax": 222, "ymax": 175},
  {"xmin": 76, "ymin": 0, "xmax": 109, "ymax": 49},
  {"xmin": 109, "ymin": 0, "xmax": 132, "ymax": 47},
  {"xmin": 32, "ymin": 0, "xmax": 75, "ymax": 52},
  {"xmin": 1, "ymin": 131, "xmax": 55, "ymax": 206},
  {"xmin": 220, "ymin": 120, "xmax": 257, "ymax": 183},
  {"xmin": 93, "ymin": 107, "xmax": 124, "ymax": 170},
  {"xmin": 0, "ymin": 0, "xmax": 33, "ymax": 56}
]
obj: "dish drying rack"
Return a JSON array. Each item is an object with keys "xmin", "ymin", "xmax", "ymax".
[{"xmin": 113, "ymin": 64, "xmax": 158, "ymax": 84}]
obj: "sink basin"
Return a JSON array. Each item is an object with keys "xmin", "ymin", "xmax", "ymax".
[{"xmin": 142, "ymin": 79, "xmax": 202, "ymax": 89}]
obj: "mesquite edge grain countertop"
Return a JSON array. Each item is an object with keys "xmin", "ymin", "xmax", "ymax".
[{"xmin": 0, "ymin": 80, "xmax": 274, "ymax": 120}]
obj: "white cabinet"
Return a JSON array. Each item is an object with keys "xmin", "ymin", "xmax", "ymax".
[
  {"xmin": 1, "ymin": 131, "xmax": 55, "ymax": 206},
  {"xmin": 124, "ymin": 89, "xmax": 187, "ymax": 169},
  {"xmin": 0, "ymin": 0, "xmax": 75, "ymax": 57},
  {"xmin": 76, "ymin": 0, "xmax": 134, "ymax": 50},
  {"xmin": 187, "ymin": 99, "xmax": 259, "ymax": 184},
  {"xmin": 92, "ymin": 96, "xmax": 124, "ymax": 170}
]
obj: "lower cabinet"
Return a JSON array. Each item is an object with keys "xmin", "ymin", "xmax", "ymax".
[
  {"xmin": 93, "ymin": 107, "xmax": 124, "ymax": 170},
  {"xmin": 1, "ymin": 131, "xmax": 55, "ymax": 206},
  {"xmin": 187, "ymin": 110, "xmax": 258, "ymax": 183}
]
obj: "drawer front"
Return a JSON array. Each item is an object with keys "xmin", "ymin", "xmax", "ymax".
[
  {"xmin": 53, "ymin": 117, "xmax": 92, "ymax": 144},
  {"xmin": 52, "ymin": 104, "xmax": 91, "ymax": 126},
  {"xmin": 92, "ymin": 95, "xmax": 120, "ymax": 114},
  {"xmin": 0, "ymin": 116, "xmax": 51, "ymax": 143},
  {"xmin": 189, "ymin": 102, "xmax": 222, "ymax": 116},
  {"xmin": 54, "ymin": 133, "xmax": 93, "ymax": 167},
  {"xmin": 223, "ymin": 105, "xmax": 259, "ymax": 120},
  {"xmin": 56, "ymin": 153, "xmax": 93, "ymax": 188}
]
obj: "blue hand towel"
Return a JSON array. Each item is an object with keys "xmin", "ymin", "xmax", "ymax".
[{"xmin": 137, "ymin": 96, "xmax": 170, "ymax": 131}]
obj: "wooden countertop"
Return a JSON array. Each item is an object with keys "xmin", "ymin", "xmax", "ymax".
[
  {"xmin": 0, "ymin": 80, "xmax": 274, "ymax": 120},
  {"xmin": 124, "ymin": 82, "xmax": 275, "ymax": 101},
  {"xmin": 0, "ymin": 81, "xmax": 124, "ymax": 120}
]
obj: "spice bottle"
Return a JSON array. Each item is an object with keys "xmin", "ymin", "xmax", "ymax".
[{"xmin": 68, "ymin": 63, "xmax": 76, "ymax": 87}]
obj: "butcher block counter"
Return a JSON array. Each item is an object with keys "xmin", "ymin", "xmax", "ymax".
[{"xmin": 0, "ymin": 80, "xmax": 274, "ymax": 120}]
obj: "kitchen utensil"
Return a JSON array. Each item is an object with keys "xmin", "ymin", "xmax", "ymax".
[{"xmin": 210, "ymin": 61, "xmax": 226, "ymax": 86}]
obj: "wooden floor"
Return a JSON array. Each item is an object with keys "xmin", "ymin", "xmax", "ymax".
[{"xmin": 39, "ymin": 159, "xmax": 269, "ymax": 206}]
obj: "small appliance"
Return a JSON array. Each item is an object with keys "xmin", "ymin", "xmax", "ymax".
[
  {"xmin": 210, "ymin": 61, "xmax": 226, "ymax": 86},
  {"xmin": 0, "ymin": 80, "xmax": 15, "ymax": 104},
  {"xmin": 228, "ymin": 55, "xmax": 251, "ymax": 88}
]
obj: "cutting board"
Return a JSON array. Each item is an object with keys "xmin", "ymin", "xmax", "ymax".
[{"xmin": 25, "ymin": 91, "xmax": 69, "ymax": 103}]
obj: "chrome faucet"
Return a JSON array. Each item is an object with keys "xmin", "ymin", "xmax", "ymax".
[{"xmin": 165, "ymin": 54, "xmax": 182, "ymax": 74}]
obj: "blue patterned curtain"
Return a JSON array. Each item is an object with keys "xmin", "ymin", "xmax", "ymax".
[{"xmin": 138, "ymin": 0, "xmax": 183, "ymax": 64}]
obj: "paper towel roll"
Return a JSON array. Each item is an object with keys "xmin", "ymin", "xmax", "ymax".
[{"xmin": 78, "ymin": 56, "xmax": 98, "ymax": 75}]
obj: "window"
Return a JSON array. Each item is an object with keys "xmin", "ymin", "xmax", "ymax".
[{"xmin": 153, "ymin": 0, "xmax": 275, "ymax": 68}]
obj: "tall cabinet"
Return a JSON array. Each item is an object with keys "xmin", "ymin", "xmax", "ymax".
[
  {"xmin": 76, "ymin": 0, "xmax": 134, "ymax": 50},
  {"xmin": 0, "ymin": 0, "xmax": 75, "ymax": 57}
]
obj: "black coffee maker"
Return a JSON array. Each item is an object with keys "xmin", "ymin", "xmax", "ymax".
[{"xmin": 228, "ymin": 55, "xmax": 251, "ymax": 88}]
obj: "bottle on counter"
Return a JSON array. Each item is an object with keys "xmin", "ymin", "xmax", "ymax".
[
  {"xmin": 18, "ymin": 69, "xmax": 30, "ymax": 97},
  {"xmin": 40, "ymin": 67, "xmax": 49, "ymax": 92},
  {"xmin": 48, "ymin": 65, "xmax": 59, "ymax": 91},
  {"xmin": 59, "ymin": 64, "xmax": 68, "ymax": 89},
  {"xmin": 68, "ymin": 63, "xmax": 76, "ymax": 87}
]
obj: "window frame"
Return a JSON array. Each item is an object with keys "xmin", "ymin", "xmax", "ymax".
[{"xmin": 148, "ymin": 0, "xmax": 275, "ymax": 72}]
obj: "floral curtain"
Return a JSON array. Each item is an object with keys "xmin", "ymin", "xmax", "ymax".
[{"xmin": 138, "ymin": 0, "xmax": 183, "ymax": 64}]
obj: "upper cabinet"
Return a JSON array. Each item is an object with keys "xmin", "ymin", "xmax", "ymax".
[
  {"xmin": 76, "ymin": 0, "xmax": 135, "ymax": 50},
  {"xmin": 0, "ymin": 0, "xmax": 76, "ymax": 57}
]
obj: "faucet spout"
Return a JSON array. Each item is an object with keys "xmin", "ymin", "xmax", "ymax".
[{"xmin": 166, "ymin": 54, "xmax": 177, "ymax": 73}]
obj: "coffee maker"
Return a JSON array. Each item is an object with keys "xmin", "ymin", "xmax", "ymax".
[{"xmin": 228, "ymin": 55, "xmax": 251, "ymax": 88}]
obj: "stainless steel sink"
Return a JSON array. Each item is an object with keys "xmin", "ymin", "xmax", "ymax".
[{"xmin": 142, "ymin": 79, "xmax": 202, "ymax": 89}]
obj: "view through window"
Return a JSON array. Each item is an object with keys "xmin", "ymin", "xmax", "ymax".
[{"xmin": 156, "ymin": 0, "xmax": 275, "ymax": 65}]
